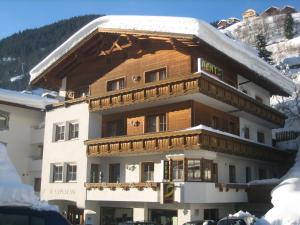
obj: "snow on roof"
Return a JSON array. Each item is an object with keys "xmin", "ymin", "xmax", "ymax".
[
  {"xmin": 0, "ymin": 143, "xmax": 58, "ymax": 211},
  {"xmin": 29, "ymin": 15, "xmax": 294, "ymax": 95},
  {"xmin": 0, "ymin": 88, "xmax": 58, "ymax": 110}
]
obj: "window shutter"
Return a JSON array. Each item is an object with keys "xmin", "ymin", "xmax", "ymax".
[
  {"xmin": 63, "ymin": 163, "xmax": 68, "ymax": 182},
  {"xmin": 50, "ymin": 164, "xmax": 54, "ymax": 182},
  {"xmin": 213, "ymin": 163, "xmax": 218, "ymax": 183}
]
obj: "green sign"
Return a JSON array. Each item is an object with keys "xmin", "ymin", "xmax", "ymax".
[{"xmin": 199, "ymin": 58, "xmax": 223, "ymax": 79}]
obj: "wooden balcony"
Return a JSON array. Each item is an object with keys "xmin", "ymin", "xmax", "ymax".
[
  {"xmin": 85, "ymin": 128, "xmax": 289, "ymax": 162},
  {"xmin": 85, "ymin": 182, "xmax": 159, "ymax": 191},
  {"xmin": 88, "ymin": 73, "xmax": 285, "ymax": 126}
]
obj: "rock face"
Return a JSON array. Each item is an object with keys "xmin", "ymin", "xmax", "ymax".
[{"xmin": 224, "ymin": 12, "xmax": 300, "ymax": 66}]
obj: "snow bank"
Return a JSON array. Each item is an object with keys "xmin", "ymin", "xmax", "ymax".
[
  {"xmin": 0, "ymin": 88, "xmax": 57, "ymax": 109},
  {"xmin": 0, "ymin": 143, "xmax": 58, "ymax": 211},
  {"xmin": 29, "ymin": 15, "xmax": 294, "ymax": 95},
  {"xmin": 248, "ymin": 178, "xmax": 281, "ymax": 185},
  {"xmin": 258, "ymin": 147, "xmax": 300, "ymax": 225}
]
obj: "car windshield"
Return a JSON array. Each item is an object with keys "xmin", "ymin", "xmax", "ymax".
[{"xmin": 218, "ymin": 219, "xmax": 247, "ymax": 225}]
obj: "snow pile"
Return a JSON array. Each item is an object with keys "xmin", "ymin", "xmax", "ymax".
[
  {"xmin": 29, "ymin": 15, "xmax": 294, "ymax": 95},
  {"xmin": 248, "ymin": 178, "xmax": 281, "ymax": 185},
  {"xmin": 258, "ymin": 147, "xmax": 300, "ymax": 225},
  {"xmin": 0, "ymin": 88, "xmax": 58, "ymax": 109},
  {"xmin": 0, "ymin": 143, "xmax": 58, "ymax": 211}
]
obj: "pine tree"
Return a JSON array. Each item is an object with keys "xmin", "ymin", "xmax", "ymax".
[
  {"xmin": 284, "ymin": 13, "xmax": 294, "ymax": 40},
  {"xmin": 255, "ymin": 34, "xmax": 273, "ymax": 65}
]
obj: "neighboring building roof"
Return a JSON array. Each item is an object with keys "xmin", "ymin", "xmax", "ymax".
[
  {"xmin": 0, "ymin": 88, "xmax": 58, "ymax": 110},
  {"xmin": 243, "ymin": 9, "xmax": 257, "ymax": 19},
  {"xmin": 29, "ymin": 15, "xmax": 295, "ymax": 95}
]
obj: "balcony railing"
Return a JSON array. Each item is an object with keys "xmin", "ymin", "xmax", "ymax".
[
  {"xmin": 85, "ymin": 128, "xmax": 288, "ymax": 162},
  {"xmin": 275, "ymin": 131, "xmax": 299, "ymax": 141},
  {"xmin": 88, "ymin": 73, "xmax": 285, "ymax": 126},
  {"xmin": 85, "ymin": 182, "xmax": 159, "ymax": 191}
]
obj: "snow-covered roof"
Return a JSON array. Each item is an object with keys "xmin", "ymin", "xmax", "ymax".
[
  {"xmin": 29, "ymin": 15, "xmax": 294, "ymax": 95},
  {"xmin": 0, "ymin": 88, "xmax": 58, "ymax": 110}
]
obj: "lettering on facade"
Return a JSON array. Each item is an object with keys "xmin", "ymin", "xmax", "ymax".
[
  {"xmin": 198, "ymin": 58, "xmax": 223, "ymax": 79},
  {"xmin": 48, "ymin": 188, "xmax": 76, "ymax": 196}
]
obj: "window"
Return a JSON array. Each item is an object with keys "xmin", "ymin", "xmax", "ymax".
[
  {"xmin": 187, "ymin": 159, "xmax": 201, "ymax": 181},
  {"xmin": 0, "ymin": 213, "xmax": 29, "ymax": 225},
  {"xmin": 146, "ymin": 114, "xmax": 166, "ymax": 133},
  {"xmin": 243, "ymin": 127, "xmax": 250, "ymax": 139},
  {"xmin": 229, "ymin": 165, "xmax": 236, "ymax": 183},
  {"xmin": 34, "ymin": 178, "xmax": 41, "ymax": 192},
  {"xmin": 204, "ymin": 209, "xmax": 219, "ymax": 220},
  {"xmin": 107, "ymin": 119, "xmax": 125, "ymax": 137},
  {"xmin": 141, "ymin": 162, "xmax": 154, "ymax": 182},
  {"xmin": 109, "ymin": 163, "xmax": 120, "ymax": 183},
  {"xmin": 255, "ymin": 96, "xmax": 263, "ymax": 103},
  {"xmin": 246, "ymin": 167, "xmax": 252, "ymax": 183},
  {"xmin": 211, "ymin": 116, "xmax": 219, "ymax": 129},
  {"xmin": 228, "ymin": 121, "xmax": 235, "ymax": 134},
  {"xmin": 69, "ymin": 122, "xmax": 79, "ymax": 139},
  {"xmin": 53, "ymin": 165, "xmax": 63, "ymax": 182},
  {"xmin": 257, "ymin": 131, "xmax": 265, "ymax": 143},
  {"xmin": 203, "ymin": 159, "xmax": 214, "ymax": 181},
  {"xmin": 258, "ymin": 168, "xmax": 267, "ymax": 180},
  {"xmin": 145, "ymin": 68, "xmax": 167, "ymax": 83},
  {"xmin": 172, "ymin": 160, "xmax": 184, "ymax": 180},
  {"xmin": 0, "ymin": 110, "xmax": 9, "ymax": 130},
  {"xmin": 90, "ymin": 164, "xmax": 100, "ymax": 183},
  {"xmin": 55, "ymin": 124, "xmax": 65, "ymax": 141},
  {"xmin": 107, "ymin": 78, "xmax": 125, "ymax": 92},
  {"xmin": 67, "ymin": 164, "xmax": 77, "ymax": 182}
]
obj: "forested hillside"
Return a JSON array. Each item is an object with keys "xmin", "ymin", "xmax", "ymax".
[{"xmin": 0, "ymin": 14, "xmax": 101, "ymax": 91}]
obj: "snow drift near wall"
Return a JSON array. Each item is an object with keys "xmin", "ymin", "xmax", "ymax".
[
  {"xmin": 0, "ymin": 143, "xmax": 57, "ymax": 211},
  {"xmin": 257, "ymin": 146, "xmax": 300, "ymax": 225}
]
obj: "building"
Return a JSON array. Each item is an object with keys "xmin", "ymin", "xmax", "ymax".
[
  {"xmin": 242, "ymin": 9, "xmax": 257, "ymax": 20},
  {"xmin": 0, "ymin": 88, "xmax": 56, "ymax": 194},
  {"xmin": 29, "ymin": 16, "xmax": 294, "ymax": 225}
]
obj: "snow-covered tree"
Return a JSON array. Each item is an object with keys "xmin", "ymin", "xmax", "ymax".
[
  {"xmin": 284, "ymin": 13, "xmax": 294, "ymax": 40},
  {"xmin": 255, "ymin": 34, "xmax": 273, "ymax": 65}
]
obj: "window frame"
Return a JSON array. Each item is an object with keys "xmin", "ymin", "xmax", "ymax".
[
  {"xmin": 67, "ymin": 164, "xmax": 77, "ymax": 182},
  {"xmin": 106, "ymin": 77, "xmax": 126, "ymax": 92},
  {"xmin": 141, "ymin": 162, "xmax": 155, "ymax": 182},
  {"xmin": 145, "ymin": 113, "xmax": 167, "ymax": 133},
  {"xmin": 54, "ymin": 123, "xmax": 65, "ymax": 142},
  {"xmin": 68, "ymin": 122, "xmax": 79, "ymax": 140},
  {"xmin": 243, "ymin": 127, "xmax": 250, "ymax": 139},
  {"xmin": 171, "ymin": 159, "xmax": 184, "ymax": 181},
  {"xmin": 106, "ymin": 119, "xmax": 125, "ymax": 137},
  {"xmin": 0, "ymin": 110, "xmax": 9, "ymax": 131},
  {"xmin": 144, "ymin": 67, "xmax": 167, "ymax": 83},
  {"xmin": 229, "ymin": 164, "xmax": 236, "ymax": 183},
  {"xmin": 257, "ymin": 131, "xmax": 265, "ymax": 143},
  {"xmin": 187, "ymin": 159, "xmax": 202, "ymax": 181},
  {"xmin": 52, "ymin": 164, "xmax": 63, "ymax": 182},
  {"xmin": 246, "ymin": 166, "xmax": 252, "ymax": 183}
]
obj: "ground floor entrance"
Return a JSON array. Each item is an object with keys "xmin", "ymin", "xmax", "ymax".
[
  {"xmin": 149, "ymin": 209, "xmax": 177, "ymax": 225},
  {"xmin": 100, "ymin": 207, "xmax": 133, "ymax": 225},
  {"xmin": 67, "ymin": 205, "xmax": 84, "ymax": 225}
]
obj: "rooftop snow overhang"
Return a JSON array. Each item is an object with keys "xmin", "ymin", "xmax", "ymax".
[{"xmin": 29, "ymin": 15, "xmax": 295, "ymax": 96}]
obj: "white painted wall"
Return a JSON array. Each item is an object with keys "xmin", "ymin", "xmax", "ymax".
[
  {"xmin": 239, "ymin": 117, "xmax": 272, "ymax": 146},
  {"xmin": 0, "ymin": 104, "xmax": 44, "ymax": 187},
  {"xmin": 41, "ymin": 102, "xmax": 91, "ymax": 208},
  {"xmin": 237, "ymin": 75, "xmax": 271, "ymax": 105}
]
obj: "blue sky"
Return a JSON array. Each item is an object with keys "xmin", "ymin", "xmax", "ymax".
[{"xmin": 0, "ymin": 0, "xmax": 299, "ymax": 40}]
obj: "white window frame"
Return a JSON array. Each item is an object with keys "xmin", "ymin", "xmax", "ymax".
[
  {"xmin": 67, "ymin": 163, "xmax": 77, "ymax": 182},
  {"xmin": 54, "ymin": 123, "xmax": 65, "ymax": 142},
  {"xmin": 52, "ymin": 164, "xmax": 63, "ymax": 182},
  {"xmin": 68, "ymin": 122, "xmax": 79, "ymax": 140}
]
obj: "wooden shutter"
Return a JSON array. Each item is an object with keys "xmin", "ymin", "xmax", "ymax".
[{"xmin": 167, "ymin": 108, "xmax": 191, "ymax": 131}]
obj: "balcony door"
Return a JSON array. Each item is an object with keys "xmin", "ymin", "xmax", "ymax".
[{"xmin": 109, "ymin": 163, "xmax": 120, "ymax": 183}]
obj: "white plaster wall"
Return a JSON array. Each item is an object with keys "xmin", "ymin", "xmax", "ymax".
[
  {"xmin": 239, "ymin": 117, "xmax": 272, "ymax": 146},
  {"xmin": 41, "ymin": 103, "xmax": 91, "ymax": 208},
  {"xmin": 0, "ymin": 104, "xmax": 44, "ymax": 186},
  {"xmin": 238, "ymin": 75, "xmax": 271, "ymax": 105}
]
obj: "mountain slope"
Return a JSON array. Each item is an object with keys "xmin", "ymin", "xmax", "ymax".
[{"xmin": 0, "ymin": 14, "xmax": 101, "ymax": 91}]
